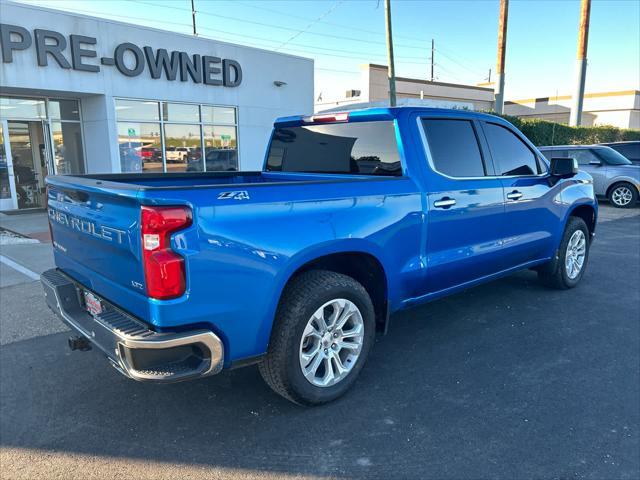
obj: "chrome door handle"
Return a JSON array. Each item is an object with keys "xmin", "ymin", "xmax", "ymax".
[
  {"xmin": 434, "ymin": 197, "xmax": 456, "ymax": 209},
  {"xmin": 506, "ymin": 191, "xmax": 523, "ymax": 201}
]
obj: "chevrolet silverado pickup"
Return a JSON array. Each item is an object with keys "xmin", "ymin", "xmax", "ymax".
[{"xmin": 41, "ymin": 107, "xmax": 597, "ymax": 405}]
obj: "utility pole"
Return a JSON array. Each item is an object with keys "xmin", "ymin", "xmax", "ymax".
[
  {"xmin": 384, "ymin": 0, "xmax": 397, "ymax": 107},
  {"xmin": 487, "ymin": 68, "xmax": 492, "ymax": 83},
  {"xmin": 430, "ymin": 39, "xmax": 435, "ymax": 82},
  {"xmin": 569, "ymin": 0, "xmax": 591, "ymax": 126},
  {"xmin": 191, "ymin": 0, "xmax": 197, "ymax": 36},
  {"xmin": 494, "ymin": 0, "xmax": 509, "ymax": 114}
]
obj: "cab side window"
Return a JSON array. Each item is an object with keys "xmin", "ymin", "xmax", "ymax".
[
  {"xmin": 421, "ymin": 118, "xmax": 486, "ymax": 177},
  {"xmin": 571, "ymin": 149, "xmax": 600, "ymax": 165},
  {"xmin": 484, "ymin": 122, "xmax": 539, "ymax": 176}
]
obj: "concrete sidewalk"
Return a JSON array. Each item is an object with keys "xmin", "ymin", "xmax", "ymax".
[
  {"xmin": 0, "ymin": 211, "xmax": 53, "ymax": 289},
  {"xmin": 0, "ymin": 211, "xmax": 50, "ymax": 242}
]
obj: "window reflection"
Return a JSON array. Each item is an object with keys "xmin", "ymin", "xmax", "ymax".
[
  {"xmin": 49, "ymin": 99, "xmax": 80, "ymax": 121},
  {"xmin": 164, "ymin": 124, "xmax": 202, "ymax": 172},
  {"xmin": 117, "ymin": 123, "xmax": 162, "ymax": 173},
  {"xmin": 51, "ymin": 121, "xmax": 85, "ymax": 175},
  {"xmin": 0, "ymin": 97, "xmax": 46, "ymax": 119},
  {"xmin": 203, "ymin": 125, "xmax": 237, "ymax": 171}
]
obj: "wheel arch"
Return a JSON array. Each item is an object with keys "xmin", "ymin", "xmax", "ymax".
[
  {"xmin": 605, "ymin": 179, "xmax": 639, "ymax": 198},
  {"xmin": 567, "ymin": 203, "xmax": 597, "ymax": 238},
  {"xmin": 278, "ymin": 248, "xmax": 390, "ymax": 334}
]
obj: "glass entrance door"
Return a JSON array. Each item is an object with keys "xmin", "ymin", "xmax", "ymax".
[
  {"xmin": 6, "ymin": 120, "xmax": 48, "ymax": 209},
  {"xmin": 0, "ymin": 123, "xmax": 14, "ymax": 210},
  {"xmin": 1, "ymin": 96, "xmax": 85, "ymax": 211}
]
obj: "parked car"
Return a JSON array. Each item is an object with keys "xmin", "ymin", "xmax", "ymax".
[
  {"xmin": 165, "ymin": 146, "xmax": 190, "ymax": 163},
  {"xmin": 539, "ymin": 145, "xmax": 639, "ymax": 208},
  {"xmin": 42, "ymin": 108, "xmax": 597, "ymax": 405},
  {"xmin": 118, "ymin": 142, "xmax": 142, "ymax": 173},
  {"xmin": 141, "ymin": 146, "xmax": 162, "ymax": 162},
  {"xmin": 186, "ymin": 148, "xmax": 238, "ymax": 172},
  {"xmin": 599, "ymin": 141, "xmax": 640, "ymax": 165}
]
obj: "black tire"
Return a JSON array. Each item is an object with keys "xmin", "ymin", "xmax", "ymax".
[
  {"xmin": 607, "ymin": 182, "xmax": 638, "ymax": 208},
  {"xmin": 538, "ymin": 216, "xmax": 590, "ymax": 289},
  {"xmin": 259, "ymin": 270, "xmax": 375, "ymax": 406}
]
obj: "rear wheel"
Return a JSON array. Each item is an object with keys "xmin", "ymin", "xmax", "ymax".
[
  {"xmin": 608, "ymin": 182, "xmax": 638, "ymax": 208},
  {"xmin": 538, "ymin": 216, "xmax": 590, "ymax": 289},
  {"xmin": 259, "ymin": 270, "xmax": 375, "ymax": 405}
]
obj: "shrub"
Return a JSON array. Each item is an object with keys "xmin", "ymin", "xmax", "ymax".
[{"xmin": 489, "ymin": 113, "xmax": 640, "ymax": 146}]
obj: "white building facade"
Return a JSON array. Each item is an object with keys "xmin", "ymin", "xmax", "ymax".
[
  {"xmin": 0, "ymin": 1, "xmax": 313, "ymax": 211},
  {"xmin": 504, "ymin": 91, "xmax": 639, "ymax": 130},
  {"xmin": 315, "ymin": 63, "xmax": 494, "ymax": 112}
]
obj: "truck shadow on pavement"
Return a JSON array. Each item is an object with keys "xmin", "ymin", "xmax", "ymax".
[{"xmin": 1, "ymin": 215, "xmax": 639, "ymax": 479}]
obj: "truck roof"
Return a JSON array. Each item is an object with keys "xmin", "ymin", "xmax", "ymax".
[
  {"xmin": 274, "ymin": 106, "xmax": 509, "ymax": 127},
  {"xmin": 538, "ymin": 145, "xmax": 612, "ymax": 150}
]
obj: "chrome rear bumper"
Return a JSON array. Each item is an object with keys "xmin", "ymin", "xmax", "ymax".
[{"xmin": 41, "ymin": 268, "xmax": 224, "ymax": 382}]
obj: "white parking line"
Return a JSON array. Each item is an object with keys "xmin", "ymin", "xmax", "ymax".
[{"xmin": 0, "ymin": 254, "xmax": 40, "ymax": 281}]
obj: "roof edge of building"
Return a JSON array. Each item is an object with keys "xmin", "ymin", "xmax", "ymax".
[
  {"xmin": 506, "ymin": 90, "xmax": 640, "ymax": 105},
  {"xmin": 366, "ymin": 63, "xmax": 494, "ymax": 92}
]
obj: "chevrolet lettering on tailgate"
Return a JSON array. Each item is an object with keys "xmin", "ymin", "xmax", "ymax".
[{"xmin": 48, "ymin": 207, "xmax": 126, "ymax": 244}]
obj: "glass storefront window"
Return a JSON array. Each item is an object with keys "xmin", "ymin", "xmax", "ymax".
[
  {"xmin": 164, "ymin": 124, "xmax": 203, "ymax": 173},
  {"xmin": 51, "ymin": 121, "xmax": 85, "ymax": 175},
  {"xmin": 162, "ymin": 103, "xmax": 200, "ymax": 123},
  {"xmin": 49, "ymin": 99, "xmax": 80, "ymax": 121},
  {"xmin": 117, "ymin": 122, "xmax": 162, "ymax": 173},
  {"xmin": 0, "ymin": 97, "xmax": 46, "ymax": 119},
  {"xmin": 115, "ymin": 98, "xmax": 238, "ymax": 173},
  {"xmin": 201, "ymin": 106, "xmax": 236, "ymax": 125},
  {"xmin": 203, "ymin": 125, "xmax": 238, "ymax": 171},
  {"xmin": 115, "ymin": 99, "xmax": 160, "ymax": 121}
]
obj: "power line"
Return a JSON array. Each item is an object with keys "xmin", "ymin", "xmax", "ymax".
[
  {"xmin": 275, "ymin": 1, "xmax": 344, "ymax": 51},
  {"xmin": 128, "ymin": 0, "xmax": 433, "ymax": 50},
  {"xmin": 28, "ymin": 2, "xmax": 481, "ymax": 85},
  {"xmin": 46, "ymin": 2, "xmax": 432, "ymax": 65},
  {"xmin": 234, "ymin": 0, "xmax": 435, "ymax": 44}
]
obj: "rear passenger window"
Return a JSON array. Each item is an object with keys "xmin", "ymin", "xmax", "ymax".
[
  {"xmin": 571, "ymin": 149, "xmax": 599, "ymax": 165},
  {"xmin": 421, "ymin": 119, "xmax": 485, "ymax": 177},
  {"xmin": 541, "ymin": 150, "xmax": 565, "ymax": 160},
  {"xmin": 484, "ymin": 123, "xmax": 538, "ymax": 176}
]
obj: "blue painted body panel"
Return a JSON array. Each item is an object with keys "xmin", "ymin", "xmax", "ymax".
[{"xmin": 46, "ymin": 107, "xmax": 597, "ymax": 367}]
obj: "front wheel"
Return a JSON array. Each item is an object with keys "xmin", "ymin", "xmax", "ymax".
[
  {"xmin": 259, "ymin": 270, "xmax": 375, "ymax": 405},
  {"xmin": 608, "ymin": 182, "xmax": 638, "ymax": 208},
  {"xmin": 538, "ymin": 216, "xmax": 590, "ymax": 289}
]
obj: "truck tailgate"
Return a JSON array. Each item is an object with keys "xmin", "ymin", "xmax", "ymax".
[{"xmin": 46, "ymin": 177, "xmax": 144, "ymax": 298}]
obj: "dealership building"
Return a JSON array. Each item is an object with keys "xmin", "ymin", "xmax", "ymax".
[{"xmin": 0, "ymin": 1, "xmax": 313, "ymax": 211}]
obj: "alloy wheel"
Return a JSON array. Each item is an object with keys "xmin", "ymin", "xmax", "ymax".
[
  {"xmin": 299, "ymin": 299, "xmax": 364, "ymax": 388},
  {"xmin": 565, "ymin": 230, "xmax": 587, "ymax": 280},
  {"xmin": 611, "ymin": 186, "xmax": 633, "ymax": 207}
]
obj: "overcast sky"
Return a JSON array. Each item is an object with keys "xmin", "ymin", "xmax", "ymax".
[{"xmin": 21, "ymin": 0, "xmax": 640, "ymax": 102}]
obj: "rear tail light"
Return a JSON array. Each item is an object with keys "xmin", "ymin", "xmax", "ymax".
[{"xmin": 141, "ymin": 205, "xmax": 192, "ymax": 300}]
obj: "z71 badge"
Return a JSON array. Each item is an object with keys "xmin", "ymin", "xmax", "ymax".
[{"xmin": 218, "ymin": 191, "xmax": 250, "ymax": 200}]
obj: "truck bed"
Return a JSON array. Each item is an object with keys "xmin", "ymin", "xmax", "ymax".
[{"xmin": 77, "ymin": 171, "xmax": 389, "ymax": 190}]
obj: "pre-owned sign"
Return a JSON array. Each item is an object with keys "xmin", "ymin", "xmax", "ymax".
[{"xmin": 0, "ymin": 24, "xmax": 243, "ymax": 87}]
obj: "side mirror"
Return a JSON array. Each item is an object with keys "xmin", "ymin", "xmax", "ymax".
[
  {"xmin": 589, "ymin": 159, "xmax": 602, "ymax": 166},
  {"xmin": 550, "ymin": 157, "xmax": 578, "ymax": 178}
]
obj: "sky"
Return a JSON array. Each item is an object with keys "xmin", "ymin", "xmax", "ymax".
[{"xmin": 19, "ymin": 0, "xmax": 640, "ymax": 102}]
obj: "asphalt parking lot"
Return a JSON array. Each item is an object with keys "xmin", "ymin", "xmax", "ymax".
[{"xmin": 1, "ymin": 204, "xmax": 639, "ymax": 480}]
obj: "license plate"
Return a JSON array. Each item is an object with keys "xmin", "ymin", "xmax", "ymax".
[{"xmin": 83, "ymin": 291, "xmax": 103, "ymax": 317}]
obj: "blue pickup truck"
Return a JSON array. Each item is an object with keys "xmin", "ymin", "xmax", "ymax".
[{"xmin": 41, "ymin": 107, "xmax": 597, "ymax": 405}]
